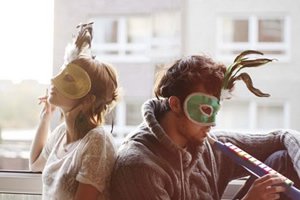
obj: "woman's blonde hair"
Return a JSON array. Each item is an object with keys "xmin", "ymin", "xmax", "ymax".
[{"xmin": 71, "ymin": 57, "xmax": 119, "ymax": 139}]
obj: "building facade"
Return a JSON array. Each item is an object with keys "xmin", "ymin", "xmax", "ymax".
[{"xmin": 53, "ymin": 0, "xmax": 300, "ymax": 137}]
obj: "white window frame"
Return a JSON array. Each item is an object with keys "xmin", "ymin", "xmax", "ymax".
[
  {"xmin": 216, "ymin": 14, "xmax": 291, "ymax": 62},
  {"xmin": 91, "ymin": 14, "xmax": 181, "ymax": 63},
  {"xmin": 248, "ymin": 100, "xmax": 290, "ymax": 130},
  {"xmin": 216, "ymin": 99, "xmax": 290, "ymax": 132}
]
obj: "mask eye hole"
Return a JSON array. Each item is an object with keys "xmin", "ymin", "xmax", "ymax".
[
  {"xmin": 199, "ymin": 105, "xmax": 213, "ymax": 117},
  {"xmin": 63, "ymin": 74, "xmax": 75, "ymax": 82}
]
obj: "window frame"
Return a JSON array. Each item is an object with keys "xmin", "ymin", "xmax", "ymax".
[
  {"xmin": 91, "ymin": 13, "xmax": 181, "ymax": 63},
  {"xmin": 216, "ymin": 99, "xmax": 290, "ymax": 131},
  {"xmin": 216, "ymin": 14, "xmax": 291, "ymax": 62}
]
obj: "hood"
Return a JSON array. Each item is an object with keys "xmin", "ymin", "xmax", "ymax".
[{"xmin": 140, "ymin": 98, "xmax": 207, "ymax": 168}]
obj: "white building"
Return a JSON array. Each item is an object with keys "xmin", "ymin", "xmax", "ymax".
[
  {"xmin": 53, "ymin": 0, "xmax": 300, "ymax": 134},
  {"xmin": 1, "ymin": 0, "xmax": 299, "ymax": 199}
]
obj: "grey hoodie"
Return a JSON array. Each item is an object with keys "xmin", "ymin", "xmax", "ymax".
[{"xmin": 110, "ymin": 98, "xmax": 300, "ymax": 200}]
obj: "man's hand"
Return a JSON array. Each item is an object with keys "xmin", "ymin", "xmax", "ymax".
[{"xmin": 242, "ymin": 174, "xmax": 287, "ymax": 200}]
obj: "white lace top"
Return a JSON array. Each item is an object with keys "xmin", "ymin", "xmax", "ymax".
[{"xmin": 41, "ymin": 123, "xmax": 116, "ymax": 200}]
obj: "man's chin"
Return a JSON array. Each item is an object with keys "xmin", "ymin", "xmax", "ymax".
[{"xmin": 189, "ymin": 138, "xmax": 206, "ymax": 146}]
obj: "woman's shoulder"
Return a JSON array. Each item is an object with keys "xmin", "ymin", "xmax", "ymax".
[
  {"xmin": 85, "ymin": 126, "xmax": 112, "ymax": 141},
  {"xmin": 81, "ymin": 126, "xmax": 116, "ymax": 151},
  {"xmin": 49, "ymin": 122, "xmax": 66, "ymax": 141}
]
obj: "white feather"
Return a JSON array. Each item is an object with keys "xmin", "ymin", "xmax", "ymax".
[
  {"xmin": 220, "ymin": 89, "xmax": 233, "ymax": 101},
  {"xmin": 63, "ymin": 43, "xmax": 79, "ymax": 65}
]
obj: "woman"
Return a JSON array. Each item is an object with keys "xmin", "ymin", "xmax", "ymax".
[{"xmin": 29, "ymin": 22, "xmax": 119, "ymax": 200}]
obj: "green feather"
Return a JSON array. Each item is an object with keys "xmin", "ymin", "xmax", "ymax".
[{"xmin": 222, "ymin": 50, "xmax": 274, "ymax": 98}]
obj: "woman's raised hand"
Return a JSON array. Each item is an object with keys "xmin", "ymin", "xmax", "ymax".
[{"xmin": 38, "ymin": 89, "xmax": 56, "ymax": 121}]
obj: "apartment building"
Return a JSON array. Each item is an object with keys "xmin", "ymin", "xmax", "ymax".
[
  {"xmin": 53, "ymin": 0, "xmax": 300, "ymax": 135},
  {"xmin": 1, "ymin": 0, "xmax": 299, "ymax": 198}
]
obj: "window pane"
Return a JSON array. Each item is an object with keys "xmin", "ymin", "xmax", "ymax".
[
  {"xmin": 93, "ymin": 18, "xmax": 118, "ymax": 43},
  {"xmin": 153, "ymin": 12, "xmax": 181, "ymax": 38},
  {"xmin": 0, "ymin": 0, "xmax": 53, "ymax": 171},
  {"xmin": 258, "ymin": 19, "xmax": 283, "ymax": 42},
  {"xmin": 257, "ymin": 105, "xmax": 283, "ymax": 129},
  {"xmin": 0, "ymin": 81, "xmax": 47, "ymax": 170},
  {"xmin": 125, "ymin": 101, "xmax": 143, "ymax": 126},
  {"xmin": 216, "ymin": 101, "xmax": 249, "ymax": 129},
  {"xmin": 222, "ymin": 19, "xmax": 248, "ymax": 42},
  {"xmin": 127, "ymin": 16, "xmax": 151, "ymax": 43}
]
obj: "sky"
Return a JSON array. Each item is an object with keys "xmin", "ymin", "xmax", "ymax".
[{"xmin": 0, "ymin": 0, "xmax": 53, "ymax": 84}]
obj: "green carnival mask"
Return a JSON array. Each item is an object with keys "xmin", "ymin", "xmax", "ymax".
[
  {"xmin": 52, "ymin": 63, "xmax": 91, "ymax": 99},
  {"xmin": 184, "ymin": 92, "xmax": 220, "ymax": 126}
]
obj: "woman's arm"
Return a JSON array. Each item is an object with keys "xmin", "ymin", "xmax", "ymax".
[
  {"xmin": 74, "ymin": 183, "xmax": 100, "ymax": 200},
  {"xmin": 29, "ymin": 97, "xmax": 54, "ymax": 171}
]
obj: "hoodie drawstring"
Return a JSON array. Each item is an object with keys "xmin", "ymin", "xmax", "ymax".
[{"xmin": 179, "ymin": 151, "xmax": 186, "ymax": 200}]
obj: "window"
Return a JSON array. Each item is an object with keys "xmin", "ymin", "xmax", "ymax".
[
  {"xmin": 0, "ymin": 0, "xmax": 53, "ymax": 170},
  {"xmin": 125, "ymin": 100, "xmax": 144, "ymax": 126},
  {"xmin": 216, "ymin": 15, "xmax": 290, "ymax": 61},
  {"xmin": 215, "ymin": 99, "xmax": 289, "ymax": 131},
  {"xmin": 91, "ymin": 12, "xmax": 181, "ymax": 143},
  {"xmin": 91, "ymin": 11, "xmax": 181, "ymax": 63}
]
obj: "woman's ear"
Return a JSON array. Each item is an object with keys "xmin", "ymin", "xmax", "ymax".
[
  {"xmin": 82, "ymin": 94, "xmax": 96, "ymax": 105},
  {"xmin": 89, "ymin": 94, "xmax": 96, "ymax": 103},
  {"xmin": 168, "ymin": 96, "xmax": 182, "ymax": 114}
]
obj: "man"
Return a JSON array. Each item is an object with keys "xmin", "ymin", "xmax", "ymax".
[{"xmin": 110, "ymin": 52, "xmax": 300, "ymax": 200}]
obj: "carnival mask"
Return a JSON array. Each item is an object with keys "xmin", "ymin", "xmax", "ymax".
[
  {"xmin": 52, "ymin": 63, "xmax": 91, "ymax": 99},
  {"xmin": 184, "ymin": 92, "xmax": 220, "ymax": 126}
]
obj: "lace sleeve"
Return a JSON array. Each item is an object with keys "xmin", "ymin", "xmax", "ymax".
[{"xmin": 76, "ymin": 128, "xmax": 117, "ymax": 192}]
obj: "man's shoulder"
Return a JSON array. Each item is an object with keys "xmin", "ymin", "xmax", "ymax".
[
  {"xmin": 114, "ymin": 136, "xmax": 162, "ymax": 170},
  {"xmin": 117, "ymin": 140, "xmax": 151, "ymax": 162}
]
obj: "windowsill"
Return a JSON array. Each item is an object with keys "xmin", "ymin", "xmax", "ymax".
[
  {"xmin": 0, "ymin": 170, "xmax": 245, "ymax": 199},
  {"xmin": 0, "ymin": 170, "xmax": 42, "ymax": 194}
]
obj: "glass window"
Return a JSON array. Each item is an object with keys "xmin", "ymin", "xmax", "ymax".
[
  {"xmin": 215, "ymin": 100, "xmax": 288, "ymax": 131},
  {"xmin": 125, "ymin": 101, "xmax": 143, "ymax": 126},
  {"xmin": 256, "ymin": 104, "xmax": 284, "ymax": 129},
  {"xmin": 93, "ymin": 18, "xmax": 118, "ymax": 43},
  {"xmin": 153, "ymin": 12, "xmax": 181, "ymax": 38},
  {"xmin": 258, "ymin": 19, "xmax": 284, "ymax": 42},
  {"xmin": 0, "ymin": 0, "xmax": 53, "ymax": 170},
  {"xmin": 217, "ymin": 15, "xmax": 290, "ymax": 61},
  {"xmin": 216, "ymin": 101, "xmax": 249, "ymax": 130},
  {"xmin": 222, "ymin": 19, "xmax": 248, "ymax": 43},
  {"xmin": 92, "ymin": 11, "xmax": 181, "ymax": 61},
  {"xmin": 127, "ymin": 16, "xmax": 152, "ymax": 43}
]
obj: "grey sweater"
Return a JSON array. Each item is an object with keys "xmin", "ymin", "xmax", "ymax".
[{"xmin": 110, "ymin": 98, "xmax": 300, "ymax": 200}]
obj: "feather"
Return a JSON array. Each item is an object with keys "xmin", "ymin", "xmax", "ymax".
[
  {"xmin": 63, "ymin": 22, "xmax": 94, "ymax": 66},
  {"xmin": 233, "ymin": 50, "xmax": 263, "ymax": 62},
  {"xmin": 221, "ymin": 50, "xmax": 274, "ymax": 100},
  {"xmin": 230, "ymin": 72, "xmax": 270, "ymax": 97}
]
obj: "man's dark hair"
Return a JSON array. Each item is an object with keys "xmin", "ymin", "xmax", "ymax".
[{"xmin": 154, "ymin": 55, "xmax": 227, "ymax": 104}]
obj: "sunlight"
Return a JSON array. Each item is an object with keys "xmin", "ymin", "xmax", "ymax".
[{"xmin": 0, "ymin": 0, "xmax": 53, "ymax": 84}]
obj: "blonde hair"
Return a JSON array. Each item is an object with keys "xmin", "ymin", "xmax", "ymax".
[{"xmin": 71, "ymin": 57, "xmax": 119, "ymax": 139}]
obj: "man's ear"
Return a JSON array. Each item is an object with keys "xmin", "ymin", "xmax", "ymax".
[{"xmin": 168, "ymin": 96, "xmax": 182, "ymax": 114}]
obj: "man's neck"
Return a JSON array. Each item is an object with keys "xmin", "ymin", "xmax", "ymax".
[{"xmin": 159, "ymin": 111, "xmax": 187, "ymax": 148}]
